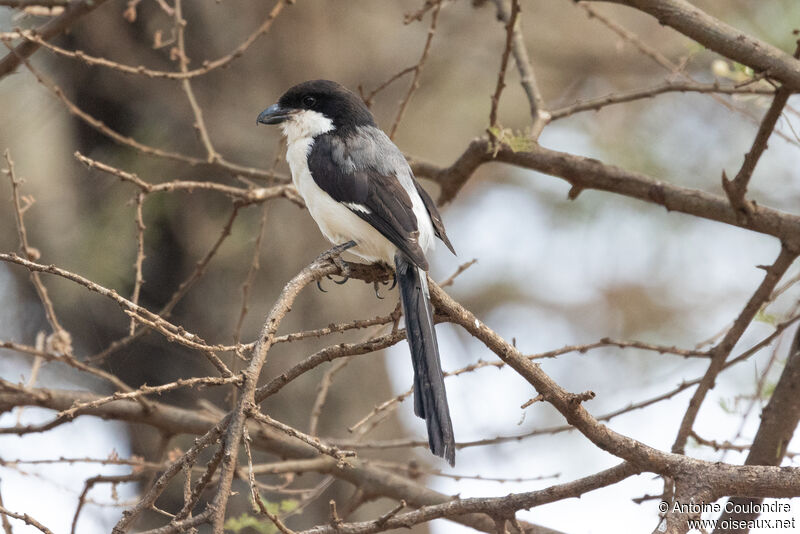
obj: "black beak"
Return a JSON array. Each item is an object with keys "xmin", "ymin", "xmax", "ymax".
[{"xmin": 257, "ymin": 103, "xmax": 292, "ymax": 125}]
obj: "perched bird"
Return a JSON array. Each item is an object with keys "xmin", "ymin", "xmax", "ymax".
[{"xmin": 257, "ymin": 80, "xmax": 457, "ymax": 465}]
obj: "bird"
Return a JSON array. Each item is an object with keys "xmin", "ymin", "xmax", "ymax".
[{"xmin": 257, "ymin": 79, "xmax": 457, "ymax": 465}]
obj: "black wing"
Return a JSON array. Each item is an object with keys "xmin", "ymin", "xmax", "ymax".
[
  {"xmin": 308, "ymin": 133, "xmax": 429, "ymax": 269},
  {"xmin": 414, "ymin": 181, "xmax": 456, "ymax": 255}
]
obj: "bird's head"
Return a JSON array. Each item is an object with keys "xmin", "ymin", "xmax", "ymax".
[{"xmin": 257, "ymin": 80, "xmax": 376, "ymax": 139}]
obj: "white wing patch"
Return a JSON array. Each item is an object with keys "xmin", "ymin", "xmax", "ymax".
[{"xmin": 344, "ymin": 202, "xmax": 372, "ymax": 214}]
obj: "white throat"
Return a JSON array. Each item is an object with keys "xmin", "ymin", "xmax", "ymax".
[{"xmin": 280, "ymin": 109, "xmax": 335, "ymax": 145}]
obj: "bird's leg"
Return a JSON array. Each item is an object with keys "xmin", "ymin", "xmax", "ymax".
[{"xmin": 315, "ymin": 240, "xmax": 356, "ymax": 291}]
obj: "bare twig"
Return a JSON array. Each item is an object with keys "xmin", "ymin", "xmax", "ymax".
[
  {"xmin": 4, "ymin": 150, "xmax": 69, "ymax": 349},
  {"xmin": 174, "ymin": 443, "xmax": 225, "ymax": 523},
  {"xmin": 86, "ymin": 201, "xmax": 248, "ymax": 365},
  {"xmin": 173, "ymin": 0, "xmax": 219, "ymax": 162},
  {"xmin": 0, "ymin": 483, "xmax": 12, "ymax": 534},
  {"xmin": 549, "ymin": 80, "xmax": 776, "ymax": 121},
  {"xmin": 597, "ymin": 0, "xmax": 800, "ymax": 90},
  {"xmin": 72, "ymin": 474, "xmax": 142, "ymax": 534},
  {"xmin": 491, "ymin": 0, "xmax": 549, "ymax": 138},
  {"xmin": 671, "ymin": 246, "xmax": 798, "ymax": 455},
  {"xmin": 413, "ymin": 139, "xmax": 800, "ymax": 250},
  {"xmin": 308, "ymin": 358, "xmax": 350, "ymax": 437},
  {"xmin": 488, "ymin": 0, "xmax": 519, "ymax": 134},
  {"xmin": 3, "ymin": 0, "xmax": 287, "ymax": 80},
  {"xmin": 360, "ymin": 66, "xmax": 417, "ymax": 108},
  {"xmin": 0, "ymin": 0, "xmax": 110, "ymax": 79},
  {"xmin": 292, "ymin": 463, "xmax": 639, "ymax": 534},
  {"xmin": 210, "ymin": 254, "xmax": 348, "ymax": 533},
  {"xmin": 74, "ymin": 152, "xmax": 297, "ymax": 205},
  {"xmin": 5, "ymin": 47, "xmax": 277, "ymax": 179},
  {"xmin": 690, "ymin": 431, "xmax": 800, "ymax": 460},
  {"xmin": 129, "ymin": 192, "xmax": 146, "ymax": 335},
  {"xmin": 250, "ymin": 410, "xmax": 355, "ymax": 462},
  {"xmin": 715, "ymin": 326, "xmax": 800, "ymax": 530},
  {"xmin": 233, "ymin": 204, "xmax": 270, "ymax": 364},
  {"xmin": 57, "ymin": 375, "xmax": 241, "ymax": 420},
  {"xmin": 0, "ymin": 506, "xmax": 54, "ymax": 534},
  {"xmin": 389, "ymin": 0, "xmax": 442, "ymax": 139},
  {"xmin": 578, "ymin": 0, "xmax": 800, "ymax": 148},
  {"xmin": 113, "ymin": 425, "xmax": 224, "ymax": 533},
  {"xmin": 0, "ymin": 341, "xmax": 145, "ymax": 407},
  {"xmin": 0, "ymin": 253, "xmax": 232, "ymax": 376},
  {"xmin": 722, "ymin": 43, "xmax": 800, "ymax": 217}
]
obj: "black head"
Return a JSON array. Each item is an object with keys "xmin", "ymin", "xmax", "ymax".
[{"xmin": 257, "ymin": 80, "xmax": 376, "ymax": 133}]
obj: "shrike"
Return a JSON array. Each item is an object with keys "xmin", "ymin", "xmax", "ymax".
[{"xmin": 257, "ymin": 80, "xmax": 456, "ymax": 465}]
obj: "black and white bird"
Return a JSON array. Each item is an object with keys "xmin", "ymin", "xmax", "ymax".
[{"xmin": 257, "ymin": 79, "xmax": 457, "ymax": 465}]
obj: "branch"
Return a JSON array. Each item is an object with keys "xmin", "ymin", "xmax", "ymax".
[
  {"xmin": 427, "ymin": 278, "xmax": 800, "ymax": 498},
  {"xmin": 0, "ymin": 252, "xmax": 234, "ymax": 377},
  {"xmin": 0, "ymin": 384, "xmax": 536, "ymax": 534},
  {"xmin": 549, "ymin": 81, "xmax": 776, "ymax": 122},
  {"xmin": 4, "ymin": 149, "xmax": 71, "ymax": 352},
  {"xmin": 413, "ymin": 139, "xmax": 800, "ymax": 251},
  {"xmin": 74, "ymin": 151, "xmax": 296, "ymax": 205},
  {"xmin": 0, "ymin": 505, "xmax": 54, "ymax": 534},
  {"xmin": 491, "ymin": 0, "xmax": 549, "ymax": 138},
  {"xmin": 388, "ymin": 0, "xmax": 442, "ymax": 139},
  {"xmin": 722, "ymin": 43, "xmax": 800, "ymax": 216},
  {"xmin": 209, "ymin": 251, "xmax": 352, "ymax": 533},
  {"xmin": 297, "ymin": 463, "xmax": 640, "ymax": 534},
  {"xmin": 0, "ymin": 0, "xmax": 110, "ymax": 80},
  {"xmin": 488, "ymin": 0, "xmax": 520, "ymax": 132},
  {"xmin": 0, "ymin": 484, "xmax": 11, "ymax": 534},
  {"xmin": 6, "ymin": 50, "xmax": 278, "ymax": 180},
  {"xmin": 713, "ymin": 327, "xmax": 800, "ymax": 532},
  {"xmin": 599, "ymin": 0, "xmax": 800, "ymax": 90},
  {"xmin": 671, "ymin": 245, "xmax": 798, "ymax": 455},
  {"xmin": 172, "ymin": 0, "xmax": 221, "ymax": 164}
]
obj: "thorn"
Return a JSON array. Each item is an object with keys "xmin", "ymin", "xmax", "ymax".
[{"xmin": 567, "ymin": 185, "xmax": 583, "ymax": 200}]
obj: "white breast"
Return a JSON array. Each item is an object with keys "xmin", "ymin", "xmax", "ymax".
[{"xmin": 282, "ymin": 110, "xmax": 434, "ymax": 266}]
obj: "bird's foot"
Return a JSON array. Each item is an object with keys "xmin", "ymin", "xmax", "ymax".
[{"xmin": 315, "ymin": 241, "xmax": 356, "ymax": 292}]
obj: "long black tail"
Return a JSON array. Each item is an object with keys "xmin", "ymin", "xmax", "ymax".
[{"xmin": 395, "ymin": 254, "xmax": 455, "ymax": 466}]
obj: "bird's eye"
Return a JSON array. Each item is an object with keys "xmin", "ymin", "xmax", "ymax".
[{"xmin": 302, "ymin": 95, "xmax": 316, "ymax": 108}]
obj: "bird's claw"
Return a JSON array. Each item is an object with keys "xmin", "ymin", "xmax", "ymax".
[
  {"xmin": 373, "ymin": 274, "xmax": 397, "ymax": 299},
  {"xmin": 314, "ymin": 241, "xmax": 356, "ymax": 292},
  {"xmin": 373, "ymin": 280, "xmax": 384, "ymax": 299}
]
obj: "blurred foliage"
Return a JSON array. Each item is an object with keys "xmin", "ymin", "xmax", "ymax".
[{"xmin": 224, "ymin": 499, "xmax": 299, "ymax": 534}]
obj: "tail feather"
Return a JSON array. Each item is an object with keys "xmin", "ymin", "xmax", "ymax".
[{"xmin": 395, "ymin": 254, "xmax": 455, "ymax": 466}]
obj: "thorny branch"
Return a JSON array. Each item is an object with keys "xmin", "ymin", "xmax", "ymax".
[
  {"xmin": 0, "ymin": 0, "xmax": 111, "ymax": 79},
  {"xmin": 490, "ymin": 0, "xmax": 549, "ymax": 138},
  {"xmin": 388, "ymin": 0, "xmax": 442, "ymax": 139},
  {"xmin": 671, "ymin": 246, "xmax": 798, "ymax": 455},
  {"xmin": 722, "ymin": 43, "xmax": 800, "ymax": 217},
  {"xmin": 488, "ymin": 0, "xmax": 519, "ymax": 136}
]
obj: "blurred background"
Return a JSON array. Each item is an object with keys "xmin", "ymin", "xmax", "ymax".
[{"xmin": 1, "ymin": 0, "xmax": 800, "ymax": 532}]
